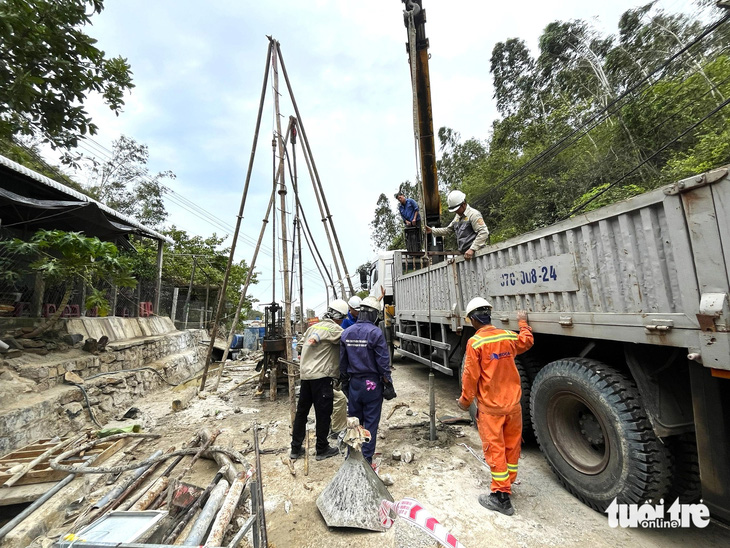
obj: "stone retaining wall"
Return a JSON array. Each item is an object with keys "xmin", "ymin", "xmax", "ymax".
[
  {"xmin": 0, "ymin": 328, "xmax": 207, "ymax": 454},
  {"xmin": 12, "ymin": 329, "xmax": 202, "ymax": 390}
]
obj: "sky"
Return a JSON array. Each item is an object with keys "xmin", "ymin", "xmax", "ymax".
[{"xmin": 69, "ymin": 0, "xmax": 696, "ymax": 316}]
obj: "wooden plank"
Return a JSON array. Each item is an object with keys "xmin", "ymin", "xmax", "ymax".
[
  {"xmin": 0, "ymin": 439, "xmax": 125, "ymax": 487},
  {"xmin": 0, "ymin": 482, "xmax": 59, "ymax": 506}
]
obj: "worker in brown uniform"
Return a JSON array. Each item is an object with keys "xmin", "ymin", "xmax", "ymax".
[{"xmin": 458, "ymin": 297, "xmax": 533, "ymax": 516}]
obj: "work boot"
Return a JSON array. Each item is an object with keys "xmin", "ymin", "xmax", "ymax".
[
  {"xmin": 478, "ymin": 492, "xmax": 514, "ymax": 516},
  {"xmin": 315, "ymin": 446, "xmax": 339, "ymax": 461},
  {"xmin": 289, "ymin": 447, "xmax": 306, "ymax": 460}
]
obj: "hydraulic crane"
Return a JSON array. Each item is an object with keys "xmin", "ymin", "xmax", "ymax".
[{"xmin": 402, "ymin": 0, "xmax": 444, "ymax": 258}]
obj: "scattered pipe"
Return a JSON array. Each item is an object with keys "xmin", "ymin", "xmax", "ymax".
[
  {"xmin": 162, "ymin": 465, "xmax": 228, "ymax": 544},
  {"xmin": 183, "ymin": 478, "xmax": 230, "ymax": 545},
  {"xmin": 205, "ymin": 472, "xmax": 248, "ymax": 546}
]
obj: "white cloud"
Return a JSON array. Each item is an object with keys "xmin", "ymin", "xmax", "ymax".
[{"xmin": 74, "ymin": 0, "xmax": 667, "ymax": 314}]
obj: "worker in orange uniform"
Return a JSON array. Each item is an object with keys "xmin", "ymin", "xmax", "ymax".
[{"xmin": 457, "ymin": 297, "xmax": 533, "ymax": 516}]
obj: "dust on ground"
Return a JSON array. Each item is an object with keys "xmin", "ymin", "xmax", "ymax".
[{"xmin": 68, "ymin": 353, "xmax": 730, "ymax": 548}]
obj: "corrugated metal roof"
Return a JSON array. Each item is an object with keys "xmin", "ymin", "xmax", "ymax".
[{"xmin": 0, "ymin": 153, "xmax": 173, "ymax": 244}]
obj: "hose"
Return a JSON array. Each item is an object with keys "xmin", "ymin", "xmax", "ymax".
[
  {"xmin": 67, "ymin": 382, "xmax": 103, "ymax": 428},
  {"xmin": 49, "ymin": 432, "xmax": 250, "ymax": 475},
  {"xmin": 84, "ymin": 367, "xmax": 178, "ymax": 387}
]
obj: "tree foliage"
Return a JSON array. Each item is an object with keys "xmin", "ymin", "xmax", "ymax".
[
  {"xmin": 84, "ymin": 135, "xmax": 173, "ymax": 228},
  {"xmin": 0, "ymin": 0, "xmax": 134, "ymax": 153},
  {"xmin": 0, "ymin": 229, "xmax": 135, "ymax": 334},
  {"xmin": 370, "ymin": 3, "xmax": 730, "ymax": 248}
]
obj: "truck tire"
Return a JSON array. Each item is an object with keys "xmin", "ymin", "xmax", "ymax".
[
  {"xmin": 514, "ymin": 358, "xmax": 534, "ymax": 442},
  {"xmin": 666, "ymin": 432, "xmax": 701, "ymax": 504},
  {"xmin": 531, "ymin": 358, "xmax": 672, "ymax": 512},
  {"xmin": 516, "ymin": 354, "xmax": 543, "ymax": 383}
]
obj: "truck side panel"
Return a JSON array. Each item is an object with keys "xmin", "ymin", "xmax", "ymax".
[{"xmin": 395, "ymin": 172, "xmax": 730, "ymax": 365}]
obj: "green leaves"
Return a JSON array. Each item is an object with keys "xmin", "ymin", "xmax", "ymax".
[
  {"xmin": 1, "ymin": 228, "xmax": 136, "ymax": 313},
  {"xmin": 0, "ymin": 0, "xmax": 134, "ymax": 151}
]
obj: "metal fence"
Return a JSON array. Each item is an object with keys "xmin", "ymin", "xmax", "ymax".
[{"xmin": 0, "ymin": 227, "xmax": 220, "ymax": 327}]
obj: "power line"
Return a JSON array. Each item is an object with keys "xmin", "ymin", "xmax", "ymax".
[
  {"xmin": 472, "ymin": 12, "xmax": 730, "ymax": 208},
  {"xmin": 567, "ymin": 94, "xmax": 730, "ymax": 217}
]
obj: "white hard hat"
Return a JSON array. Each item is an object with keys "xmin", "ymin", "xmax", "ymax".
[
  {"xmin": 465, "ymin": 297, "xmax": 493, "ymax": 317},
  {"xmin": 447, "ymin": 190, "xmax": 466, "ymax": 212},
  {"xmin": 360, "ymin": 296, "xmax": 382, "ymax": 312},
  {"xmin": 328, "ymin": 299, "xmax": 349, "ymax": 317},
  {"xmin": 347, "ymin": 296, "xmax": 362, "ymax": 309}
]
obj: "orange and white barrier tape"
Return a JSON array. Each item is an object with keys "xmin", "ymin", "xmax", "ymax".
[{"xmin": 379, "ymin": 497, "xmax": 465, "ymax": 548}]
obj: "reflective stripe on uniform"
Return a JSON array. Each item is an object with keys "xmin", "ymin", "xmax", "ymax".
[
  {"xmin": 490, "ymin": 470, "xmax": 509, "ymax": 480},
  {"xmin": 471, "ymin": 332, "xmax": 518, "ymax": 349},
  {"xmin": 507, "ymin": 463, "xmax": 518, "ymax": 471}
]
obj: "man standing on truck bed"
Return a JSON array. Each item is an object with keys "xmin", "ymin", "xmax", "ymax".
[
  {"xmin": 396, "ymin": 191, "xmax": 422, "ymax": 252},
  {"xmin": 290, "ymin": 299, "xmax": 350, "ymax": 462},
  {"xmin": 458, "ymin": 298, "xmax": 533, "ymax": 516},
  {"xmin": 426, "ymin": 190, "xmax": 489, "ymax": 260}
]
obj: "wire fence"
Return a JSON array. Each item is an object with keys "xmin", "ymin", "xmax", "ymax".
[{"xmin": 0, "ymin": 226, "xmax": 220, "ymax": 330}]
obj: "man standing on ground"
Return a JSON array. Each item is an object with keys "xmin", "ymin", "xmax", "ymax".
[
  {"xmin": 396, "ymin": 192, "xmax": 422, "ymax": 252},
  {"xmin": 340, "ymin": 296, "xmax": 361, "ymax": 330},
  {"xmin": 458, "ymin": 298, "xmax": 533, "ymax": 516},
  {"xmin": 425, "ymin": 190, "xmax": 488, "ymax": 260},
  {"xmin": 290, "ymin": 299, "xmax": 349, "ymax": 462},
  {"xmin": 340, "ymin": 296, "xmax": 393, "ymax": 464}
]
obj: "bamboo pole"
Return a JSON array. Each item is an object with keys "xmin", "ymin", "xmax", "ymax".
[
  {"xmin": 276, "ymin": 44, "xmax": 354, "ymax": 295},
  {"xmin": 269, "ymin": 37, "xmax": 296, "ymax": 427},
  {"xmin": 200, "ymin": 41, "xmax": 273, "ymax": 391},
  {"xmin": 212, "ymin": 120, "xmax": 294, "ymax": 392}
]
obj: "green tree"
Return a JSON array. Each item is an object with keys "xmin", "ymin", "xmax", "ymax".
[
  {"xmin": 369, "ymin": 193, "xmax": 400, "ymax": 251},
  {"xmin": 0, "ymin": 0, "xmax": 134, "ymax": 152},
  {"xmin": 0, "ymin": 229, "xmax": 136, "ymax": 337},
  {"xmin": 85, "ymin": 135, "xmax": 173, "ymax": 227}
]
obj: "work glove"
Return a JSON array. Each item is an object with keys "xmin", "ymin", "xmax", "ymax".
[
  {"xmin": 382, "ymin": 379, "xmax": 397, "ymax": 400},
  {"xmin": 339, "ymin": 373, "xmax": 350, "ymax": 396}
]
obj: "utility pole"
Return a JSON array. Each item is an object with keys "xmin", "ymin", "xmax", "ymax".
[{"xmin": 183, "ymin": 256, "xmax": 196, "ymax": 329}]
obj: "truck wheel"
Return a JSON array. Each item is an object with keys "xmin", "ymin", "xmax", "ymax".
[
  {"xmin": 517, "ymin": 354, "xmax": 543, "ymax": 383},
  {"xmin": 531, "ymin": 358, "xmax": 672, "ymax": 512},
  {"xmin": 666, "ymin": 432, "xmax": 701, "ymax": 504},
  {"xmin": 514, "ymin": 358, "xmax": 534, "ymax": 442}
]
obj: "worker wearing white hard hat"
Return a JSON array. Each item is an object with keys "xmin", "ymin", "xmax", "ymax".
[
  {"xmin": 339, "ymin": 294, "xmax": 393, "ymax": 464},
  {"xmin": 341, "ymin": 295, "xmax": 362, "ymax": 330},
  {"xmin": 425, "ymin": 189, "xmax": 489, "ymax": 260},
  {"xmin": 457, "ymin": 297, "xmax": 533, "ymax": 516},
  {"xmin": 290, "ymin": 298, "xmax": 349, "ymax": 462}
]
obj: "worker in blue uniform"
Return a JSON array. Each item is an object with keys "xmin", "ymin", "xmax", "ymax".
[
  {"xmin": 339, "ymin": 296, "xmax": 394, "ymax": 463},
  {"xmin": 396, "ymin": 192, "xmax": 422, "ymax": 252},
  {"xmin": 340, "ymin": 296, "xmax": 361, "ymax": 330}
]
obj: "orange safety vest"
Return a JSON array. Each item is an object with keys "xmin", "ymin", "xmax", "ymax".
[{"xmin": 459, "ymin": 321, "xmax": 534, "ymax": 413}]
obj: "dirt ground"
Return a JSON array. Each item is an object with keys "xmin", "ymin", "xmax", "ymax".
[{"xmin": 44, "ymin": 352, "xmax": 730, "ymax": 547}]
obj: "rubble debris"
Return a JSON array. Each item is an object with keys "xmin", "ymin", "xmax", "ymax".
[{"xmin": 172, "ymin": 387, "xmax": 198, "ymax": 412}]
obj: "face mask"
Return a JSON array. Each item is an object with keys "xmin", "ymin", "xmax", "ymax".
[
  {"xmin": 471, "ymin": 312, "xmax": 491, "ymax": 325},
  {"xmin": 358, "ymin": 308, "xmax": 379, "ymax": 324}
]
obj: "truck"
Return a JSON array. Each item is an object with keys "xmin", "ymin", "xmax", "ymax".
[
  {"xmin": 367, "ymin": 166, "xmax": 730, "ymax": 522},
  {"xmin": 391, "ymin": 0, "xmax": 730, "ymax": 524}
]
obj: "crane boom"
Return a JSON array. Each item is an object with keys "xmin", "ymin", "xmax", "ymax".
[{"xmin": 402, "ymin": 0, "xmax": 443, "ymax": 249}]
